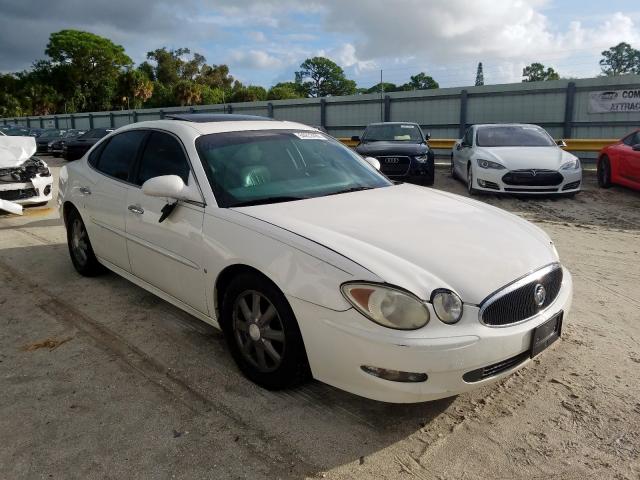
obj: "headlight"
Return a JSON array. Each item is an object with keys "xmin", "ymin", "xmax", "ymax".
[
  {"xmin": 560, "ymin": 158, "xmax": 580, "ymax": 170},
  {"xmin": 341, "ymin": 283, "xmax": 430, "ymax": 330},
  {"xmin": 414, "ymin": 155, "xmax": 428, "ymax": 163},
  {"xmin": 476, "ymin": 159, "xmax": 505, "ymax": 169},
  {"xmin": 431, "ymin": 289, "xmax": 463, "ymax": 324}
]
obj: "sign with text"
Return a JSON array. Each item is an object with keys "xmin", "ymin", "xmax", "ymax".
[{"xmin": 588, "ymin": 89, "xmax": 640, "ymax": 113}]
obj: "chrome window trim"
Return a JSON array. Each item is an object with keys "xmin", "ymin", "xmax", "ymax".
[{"xmin": 478, "ymin": 262, "xmax": 562, "ymax": 328}]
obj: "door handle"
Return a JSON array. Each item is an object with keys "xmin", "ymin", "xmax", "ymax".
[
  {"xmin": 127, "ymin": 205, "xmax": 144, "ymax": 215},
  {"xmin": 79, "ymin": 186, "xmax": 91, "ymax": 195}
]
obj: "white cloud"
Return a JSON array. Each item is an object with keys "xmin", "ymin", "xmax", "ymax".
[{"xmin": 228, "ymin": 49, "xmax": 284, "ymax": 69}]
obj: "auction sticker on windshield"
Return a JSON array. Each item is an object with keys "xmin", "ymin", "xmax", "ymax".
[{"xmin": 293, "ymin": 132, "xmax": 326, "ymax": 140}]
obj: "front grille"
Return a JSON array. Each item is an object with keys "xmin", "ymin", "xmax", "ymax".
[
  {"xmin": 562, "ymin": 181, "xmax": 581, "ymax": 191},
  {"xmin": 377, "ymin": 156, "xmax": 411, "ymax": 176},
  {"xmin": 0, "ymin": 188, "xmax": 37, "ymax": 201},
  {"xmin": 481, "ymin": 265, "xmax": 563, "ymax": 326},
  {"xmin": 502, "ymin": 169, "xmax": 563, "ymax": 186},
  {"xmin": 463, "ymin": 351, "xmax": 529, "ymax": 383}
]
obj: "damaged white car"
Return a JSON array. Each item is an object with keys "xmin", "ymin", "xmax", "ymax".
[{"xmin": 0, "ymin": 136, "xmax": 53, "ymax": 214}]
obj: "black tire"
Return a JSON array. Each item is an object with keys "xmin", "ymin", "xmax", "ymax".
[
  {"xmin": 220, "ymin": 273, "xmax": 310, "ymax": 390},
  {"xmin": 450, "ymin": 154, "xmax": 457, "ymax": 179},
  {"xmin": 66, "ymin": 207, "xmax": 105, "ymax": 276},
  {"xmin": 597, "ymin": 156, "xmax": 612, "ymax": 188},
  {"xmin": 467, "ymin": 164, "xmax": 477, "ymax": 195}
]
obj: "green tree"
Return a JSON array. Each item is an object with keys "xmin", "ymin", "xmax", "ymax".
[
  {"xmin": 116, "ymin": 70, "xmax": 154, "ymax": 109},
  {"xmin": 366, "ymin": 82, "xmax": 399, "ymax": 94},
  {"xmin": 401, "ymin": 72, "xmax": 439, "ymax": 90},
  {"xmin": 173, "ymin": 80, "xmax": 202, "ymax": 106},
  {"xmin": 267, "ymin": 82, "xmax": 305, "ymax": 100},
  {"xmin": 599, "ymin": 42, "xmax": 640, "ymax": 76},
  {"xmin": 475, "ymin": 62, "xmax": 484, "ymax": 86},
  {"xmin": 230, "ymin": 83, "xmax": 267, "ymax": 102},
  {"xmin": 522, "ymin": 62, "xmax": 560, "ymax": 82},
  {"xmin": 45, "ymin": 30, "xmax": 132, "ymax": 111},
  {"xmin": 201, "ymin": 86, "xmax": 225, "ymax": 105},
  {"xmin": 199, "ymin": 64, "xmax": 234, "ymax": 90},
  {"xmin": 146, "ymin": 47, "xmax": 189, "ymax": 86},
  {"xmin": 295, "ymin": 57, "xmax": 357, "ymax": 97}
]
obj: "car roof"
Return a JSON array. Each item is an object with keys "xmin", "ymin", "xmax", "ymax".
[
  {"xmin": 473, "ymin": 123, "xmax": 542, "ymax": 128},
  {"xmin": 366, "ymin": 122, "xmax": 420, "ymax": 127},
  {"xmin": 117, "ymin": 116, "xmax": 316, "ymax": 136},
  {"xmin": 164, "ymin": 113, "xmax": 274, "ymax": 123}
]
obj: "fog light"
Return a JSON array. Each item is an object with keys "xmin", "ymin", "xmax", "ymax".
[
  {"xmin": 478, "ymin": 179, "xmax": 487, "ymax": 187},
  {"xmin": 361, "ymin": 365, "xmax": 428, "ymax": 383},
  {"xmin": 44, "ymin": 185, "xmax": 51, "ymax": 195}
]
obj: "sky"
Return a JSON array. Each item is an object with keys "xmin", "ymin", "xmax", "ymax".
[{"xmin": 0, "ymin": 0, "xmax": 638, "ymax": 89}]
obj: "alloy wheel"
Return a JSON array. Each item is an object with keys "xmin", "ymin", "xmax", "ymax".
[
  {"xmin": 232, "ymin": 290, "xmax": 286, "ymax": 373},
  {"xmin": 71, "ymin": 218, "xmax": 89, "ymax": 266}
]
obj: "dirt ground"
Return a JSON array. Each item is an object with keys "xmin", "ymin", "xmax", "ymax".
[{"xmin": 1, "ymin": 158, "xmax": 639, "ymax": 480}]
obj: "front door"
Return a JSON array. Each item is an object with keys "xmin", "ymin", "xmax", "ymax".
[
  {"xmin": 124, "ymin": 130, "xmax": 208, "ymax": 314},
  {"xmin": 620, "ymin": 132, "xmax": 640, "ymax": 183}
]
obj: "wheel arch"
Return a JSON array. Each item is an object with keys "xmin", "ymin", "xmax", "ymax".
[{"xmin": 214, "ymin": 264, "xmax": 285, "ymax": 323}]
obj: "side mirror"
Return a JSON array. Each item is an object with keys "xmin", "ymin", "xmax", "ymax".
[
  {"xmin": 364, "ymin": 156, "xmax": 381, "ymax": 170},
  {"xmin": 556, "ymin": 139, "xmax": 567, "ymax": 148},
  {"xmin": 351, "ymin": 135, "xmax": 361, "ymax": 142},
  {"xmin": 425, "ymin": 132, "xmax": 431, "ymax": 140},
  {"xmin": 632, "ymin": 144, "xmax": 640, "ymax": 152},
  {"xmin": 142, "ymin": 175, "xmax": 201, "ymax": 202}
]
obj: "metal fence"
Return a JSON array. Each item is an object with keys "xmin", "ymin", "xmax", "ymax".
[{"xmin": 3, "ymin": 74, "xmax": 638, "ymax": 146}]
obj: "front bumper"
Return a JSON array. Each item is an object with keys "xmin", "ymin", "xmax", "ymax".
[
  {"xmin": 290, "ymin": 267, "xmax": 572, "ymax": 403},
  {"xmin": 0, "ymin": 175, "xmax": 53, "ymax": 205},
  {"xmin": 473, "ymin": 167, "xmax": 582, "ymax": 194}
]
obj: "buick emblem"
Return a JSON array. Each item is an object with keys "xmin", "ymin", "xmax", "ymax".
[{"xmin": 534, "ymin": 284, "xmax": 546, "ymax": 306}]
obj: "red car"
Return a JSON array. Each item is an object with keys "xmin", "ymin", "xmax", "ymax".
[{"xmin": 597, "ymin": 129, "xmax": 640, "ymax": 190}]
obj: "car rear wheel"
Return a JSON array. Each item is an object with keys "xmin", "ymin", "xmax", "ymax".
[
  {"xmin": 597, "ymin": 156, "xmax": 612, "ymax": 188},
  {"xmin": 221, "ymin": 273, "xmax": 310, "ymax": 390},
  {"xmin": 66, "ymin": 208, "xmax": 104, "ymax": 276}
]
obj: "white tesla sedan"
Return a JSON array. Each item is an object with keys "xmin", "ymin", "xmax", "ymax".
[
  {"xmin": 451, "ymin": 124, "xmax": 582, "ymax": 195},
  {"xmin": 58, "ymin": 114, "xmax": 572, "ymax": 403}
]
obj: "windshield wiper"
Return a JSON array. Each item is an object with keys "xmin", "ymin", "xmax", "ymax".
[
  {"xmin": 231, "ymin": 196, "xmax": 307, "ymax": 207},
  {"xmin": 326, "ymin": 186, "xmax": 375, "ymax": 196}
]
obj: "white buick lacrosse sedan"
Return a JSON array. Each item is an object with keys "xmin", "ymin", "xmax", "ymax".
[{"xmin": 58, "ymin": 114, "xmax": 572, "ymax": 403}]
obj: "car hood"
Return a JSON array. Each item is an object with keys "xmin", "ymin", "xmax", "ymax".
[
  {"xmin": 0, "ymin": 136, "xmax": 37, "ymax": 168},
  {"xmin": 355, "ymin": 142, "xmax": 428, "ymax": 157},
  {"xmin": 475, "ymin": 146, "xmax": 576, "ymax": 170},
  {"xmin": 234, "ymin": 184, "xmax": 558, "ymax": 304}
]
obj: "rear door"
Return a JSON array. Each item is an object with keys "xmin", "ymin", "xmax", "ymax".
[
  {"xmin": 82, "ymin": 130, "xmax": 147, "ymax": 272},
  {"xmin": 124, "ymin": 130, "xmax": 208, "ymax": 314}
]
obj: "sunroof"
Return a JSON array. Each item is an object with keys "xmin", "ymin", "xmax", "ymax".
[{"xmin": 164, "ymin": 113, "xmax": 274, "ymax": 123}]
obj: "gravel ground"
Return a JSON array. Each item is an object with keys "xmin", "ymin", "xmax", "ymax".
[{"xmin": 1, "ymin": 158, "xmax": 639, "ymax": 480}]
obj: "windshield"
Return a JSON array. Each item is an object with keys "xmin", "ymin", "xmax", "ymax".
[
  {"xmin": 362, "ymin": 124, "xmax": 423, "ymax": 143},
  {"xmin": 196, "ymin": 130, "xmax": 392, "ymax": 207},
  {"xmin": 476, "ymin": 125, "xmax": 556, "ymax": 147}
]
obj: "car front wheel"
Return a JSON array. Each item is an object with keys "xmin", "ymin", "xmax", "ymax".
[
  {"xmin": 467, "ymin": 164, "xmax": 477, "ymax": 195},
  {"xmin": 221, "ymin": 273, "xmax": 310, "ymax": 390}
]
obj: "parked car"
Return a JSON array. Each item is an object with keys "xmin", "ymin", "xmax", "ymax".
[
  {"xmin": 4, "ymin": 126, "xmax": 31, "ymax": 137},
  {"xmin": 59, "ymin": 114, "xmax": 572, "ymax": 403},
  {"xmin": 0, "ymin": 136, "xmax": 53, "ymax": 213},
  {"xmin": 48, "ymin": 129, "xmax": 87, "ymax": 157},
  {"xmin": 597, "ymin": 129, "xmax": 640, "ymax": 191},
  {"xmin": 452, "ymin": 124, "xmax": 582, "ymax": 195},
  {"xmin": 62, "ymin": 128, "xmax": 113, "ymax": 160},
  {"xmin": 353, "ymin": 122, "xmax": 435, "ymax": 186},
  {"xmin": 35, "ymin": 129, "xmax": 66, "ymax": 154}
]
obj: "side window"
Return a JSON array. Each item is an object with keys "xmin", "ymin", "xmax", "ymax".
[
  {"xmin": 135, "ymin": 131, "xmax": 190, "ymax": 186},
  {"xmin": 88, "ymin": 141, "xmax": 106, "ymax": 167},
  {"xmin": 95, "ymin": 131, "xmax": 146, "ymax": 182},
  {"xmin": 463, "ymin": 127, "xmax": 474, "ymax": 146}
]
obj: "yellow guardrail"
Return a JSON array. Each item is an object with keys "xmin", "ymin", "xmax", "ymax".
[{"xmin": 338, "ymin": 138, "xmax": 618, "ymax": 152}]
